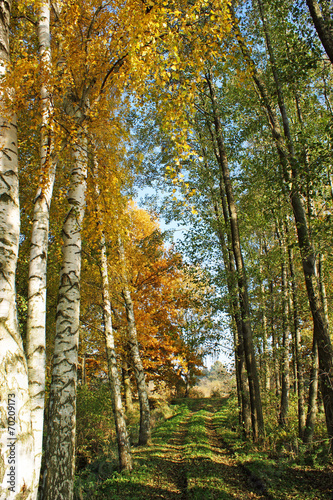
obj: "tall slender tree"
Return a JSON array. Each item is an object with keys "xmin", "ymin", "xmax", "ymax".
[
  {"xmin": 42, "ymin": 135, "xmax": 87, "ymax": 500},
  {"xmin": 92, "ymin": 161, "xmax": 132, "ymax": 470},
  {"xmin": 205, "ymin": 70, "xmax": 264, "ymax": 440},
  {"xmin": 306, "ymin": 0, "xmax": 333, "ymax": 64},
  {"xmin": 0, "ymin": 1, "xmax": 38, "ymax": 497},
  {"xmin": 26, "ymin": 4, "xmax": 57, "ymax": 495},
  {"xmin": 230, "ymin": 1, "xmax": 333, "ymax": 446},
  {"xmin": 118, "ymin": 236, "xmax": 151, "ymax": 445}
]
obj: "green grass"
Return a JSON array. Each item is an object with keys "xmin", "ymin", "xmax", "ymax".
[
  {"xmin": 74, "ymin": 396, "xmax": 333, "ymax": 500},
  {"xmin": 184, "ymin": 410, "xmax": 214, "ymax": 498},
  {"xmin": 74, "ymin": 402, "xmax": 191, "ymax": 499},
  {"xmin": 212, "ymin": 396, "xmax": 333, "ymax": 500}
]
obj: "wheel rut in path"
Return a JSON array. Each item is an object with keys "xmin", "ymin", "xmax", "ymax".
[
  {"xmin": 134, "ymin": 410, "xmax": 192, "ymax": 499},
  {"xmin": 132, "ymin": 402, "xmax": 270, "ymax": 499},
  {"xmin": 188, "ymin": 413, "xmax": 270, "ymax": 500},
  {"xmin": 163, "ymin": 413, "xmax": 190, "ymax": 499}
]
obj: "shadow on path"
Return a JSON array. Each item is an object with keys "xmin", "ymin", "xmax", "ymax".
[{"xmin": 86, "ymin": 398, "xmax": 333, "ymax": 500}]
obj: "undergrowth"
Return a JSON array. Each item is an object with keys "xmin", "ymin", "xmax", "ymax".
[
  {"xmin": 74, "ymin": 400, "xmax": 188, "ymax": 499},
  {"xmin": 213, "ymin": 395, "xmax": 332, "ymax": 499}
]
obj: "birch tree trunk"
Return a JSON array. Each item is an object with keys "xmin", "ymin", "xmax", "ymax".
[
  {"xmin": 118, "ymin": 237, "xmax": 151, "ymax": 445},
  {"xmin": 100, "ymin": 234, "xmax": 132, "ymax": 470},
  {"xmin": 91, "ymin": 165, "xmax": 132, "ymax": 468},
  {"xmin": 0, "ymin": 1, "xmax": 37, "ymax": 497},
  {"xmin": 42, "ymin": 136, "xmax": 87, "ymax": 500},
  {"xmin": 122, "ymin": 358, "xmax": 133, "ymax": 412},
  {"xmin": 26, "ymin": 3, "xmax": 57, "ymax": 497}
]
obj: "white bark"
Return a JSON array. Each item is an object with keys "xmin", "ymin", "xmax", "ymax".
[
  {"xmin": 26, "ymin": 3, "xmax": 56, "ymax": 498},
  {"xmin": 118, "ymin": 237, "xmax": 151, "ymax": 445},
  {"xmin": 100, "ymin": 233, "xmax": 132, "ymax": 470},
  {"xmin": 0, "ymin": 97, "xmax": 35, "ymax": 500},
  {"xmin": 0, "ymin": 1, "xmax": 36, "ymax": 498},
  {"xmin": 92, "ymin": 169, "xmax": 132, "ymax": 469},
  {"xmin": 42, "ymin": 136, "xmax": 87, "ymax": 500}
]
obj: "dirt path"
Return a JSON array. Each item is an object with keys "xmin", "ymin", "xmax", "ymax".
[
  {"xmin": 92, "ymin": 399, "xmax": 333, "ymax": 499},
  {"xmin": 131, "ymin": 410, "xmax": 193, "ymax": 499},
  {"xmin": 163, "ymin": 415, "xmax": 190, "ymax": 498},
  {"xmin": 203, "ymin": 415, "xmax": 269, "ymax": 499},
  {"xmin": 132, "ymin": 401, "xmax": 270, "ymax": 499}
]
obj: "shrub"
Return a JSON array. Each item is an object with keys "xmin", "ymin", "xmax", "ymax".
[{"xmin": 76, "ymin": 382, "xmax": 117, "ymax": 470}]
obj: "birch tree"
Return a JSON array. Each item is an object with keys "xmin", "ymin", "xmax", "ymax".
[
  {"xmin": 42, "ymin": 135, "xmax": 87, "ymax": 500},
  {"xmin": 100, "ymin": 232, "xmax": 133, "ymax": 470},
  {"xmin": 26, "ymin": 3, "xmax": 57, "ymax": 496},
  {"xmin": 0, "ymin": 1, "xmax": 39, "ymax": 497},
  {"xmin": 92, "ymin": 159, "xmax": 132, "ymax": 470},
  {"xmin": 118, "ymin": 236, "xmax": 151, "ymax": 446}
]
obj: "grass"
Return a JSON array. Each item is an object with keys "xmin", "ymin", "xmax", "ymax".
[
  {"xmin": 74, "ymin": 402, "xmax": 191, "ymax": 499},
  {"xmin": 212, "ymin": 396, "xmax": 333, "ymax": 500},
  {"xmin": 74, "ymin": 396, "xmax": 333, "ymax": 500}
]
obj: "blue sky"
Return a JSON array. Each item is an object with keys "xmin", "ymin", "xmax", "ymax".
[{"xmin": 136, "ymin": 186, "xmax": 234, "ymax": 371}]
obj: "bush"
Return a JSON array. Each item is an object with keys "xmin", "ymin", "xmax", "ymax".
[
  {"xmin": 150, "ymin": 399, "xmax": 176, "ymax": 428},
  {"xmin": 210, "ymin": 385, "xmax": 223, "ymax": 398},
  {"xmin": 76, "ymin": 382, "xmax": 117, "ymax": 470},
  {"xmin": 188, "ymin": 387, "xmax": 205, "ymax": 398}
]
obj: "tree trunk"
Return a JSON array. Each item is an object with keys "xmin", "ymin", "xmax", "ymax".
[
  {"xmin": 26, "ymin": 3, "xmax": 57, "ymax": 497},
  {"xmin": 288, "ymin": 244, "xmax": 306, "ymax": 438},
  {"xmin": 259, "ymin": 239, "xmax": 270, "ymax": 391},
  {"xmin": 236, "ymin": 320, "xmax": 252, "ymax": 437},
  {"xmin": 90, "ymin": 160, "xmax": 132, "ymax": 468},
  {"xmin": 100, "ymin": 234, "xmax": 132, "ymax": 471},
  {"xmin": 0, "ymin": 1, "xmax": 37, "ymax": 497},
  {"xmin": 42, "ymin": 137, "xmax": 87, "ymax": 500},
  {"xmin": 118, "ymin": 237, "xmax": 151, "ymax": 445},
  {"xmin": 257, "ymin": 0, "xmax": 333, "ymax": 443},
  {"xmin": 262, "ymin": 241, "xmax": 276, "ymax": 394},
  {"xmin": 278, "ymin": 237, "xmax": 290, "ymax": 427},
  {"xmin": 318, "ymin": 253, "xmax": 329, "ymax": 326},
  {"xmin": 270, "ymin": 279, "xmax": 280, "ymax": 396},
  {"xmin": 122, "ymin": 358, "xmax": 133, "ymax": 412},
  {"xmin": 231, "ymin": 4, "xmax": 333, "ymax": 447},
  {"xmin": 206, "ymin": 73, "xmax": 264, "ymax": 440},
  {"xmin": 210, "ymin": 184, "xmax": 251, "ymax": 437},
  {"xmin": 304, "ymin": 338, "xmax": 319, "ymax": 444},
  {"xmin": 275, "ymin": 222, "xmax": 290, "ymax": 426},
  {"xmin": 306, "ymin": 0, "xmax": 333, "ymax": 64}
]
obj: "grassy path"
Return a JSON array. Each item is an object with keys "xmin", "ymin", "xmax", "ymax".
[
  {"xmin": 174, "ymin": 401, "xmax": 267, "ymax": 500},
  {"xmin": 188, "ymin": 414, "xmax": 268, "ymax": 499},
  {"xmin": 76, "ymin": 398, "xmax": 333, "ymax": 499}
]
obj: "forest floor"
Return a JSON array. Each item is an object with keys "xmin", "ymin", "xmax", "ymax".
[{"xmin": 75, "ymin": 397, "xmax": 333, "ymax": 499}]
